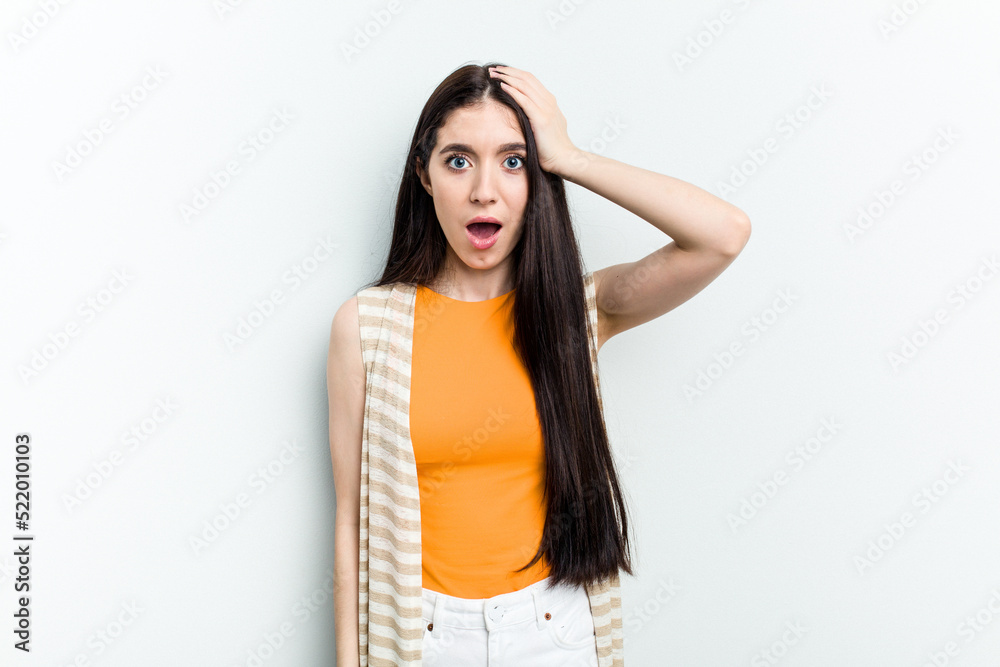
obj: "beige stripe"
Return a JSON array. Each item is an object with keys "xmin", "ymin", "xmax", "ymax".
[
  {"xmin": 366, "ymin": 373, "xmax": 412, "ymax": 407},
  {"xmin": 589, "ymin": 598, "xmax": 612, "ymax": 619},
  {"xmin": 368, "ymin": 358, "xmax": 412, "ymax": 390},
  {"xmin": 368, "ymin": 424, "xmax": 416, "ymax": 463},
  {"xmin": 367, "ymin": 464, "xmax": 418, "ymax": 496},
  {"xmin": 366, "ymin": 608, "xmax": 423, "ymax": 637},
  {"xmin": 366, "ymin": 372, "xmax": 409, "ymax": 406},
  {"xmin": 367, "ymin": 447, "xmax": 419, "ymax": 487},
  {"xmin": 367, "ymin": 462, "xmax": 415, "ymax": 493},
  {"xmin": 366, "ymin": 633, "xmax": 421, "ymax": 665},
  {"xmin": 367, "ymin": 381, "xmax": 410, "ymax": 411},
  {"xmin": 366, "ymin": 412, "xmax": 411, "ymax": 455},
  {"xmin": 368, "ymin": 579, "xmax": 423, "ymax": 606},
  {"xmin": 367, "ymin": 608, "xmax": 423, "ymax": 632},
  {"xmin": 367, "ymin": 540, "xmax": 422, "ymax": 568},
  {"xmin": 368, "ymin": 483, "xmax": 418, "ymax": 513},
  {"xmin": 367, "ymin": 527, "xmax": 421, "ymax": 556}
]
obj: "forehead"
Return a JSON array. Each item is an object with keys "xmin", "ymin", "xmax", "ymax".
[{"xmin": 437, "ymin": 102, "xmax": 523, "ymax": 144}]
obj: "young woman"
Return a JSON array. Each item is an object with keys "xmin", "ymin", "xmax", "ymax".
[{"xmin": 328, "ymin": 62, "xmax": 750, "ymax": 666}]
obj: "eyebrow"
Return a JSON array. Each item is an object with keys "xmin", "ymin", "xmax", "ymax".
[{"xmin": 437, "ymin": 142, "xmax": 527, "ymax": 155}]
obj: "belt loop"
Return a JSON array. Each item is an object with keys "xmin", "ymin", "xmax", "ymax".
[
  {"xmin": 431, "ymin": 593, "xmax": 445, "ymax": 637},
  {"xmin": 531, "ymin": 587, "xmax": 547, "ymax": 631}
]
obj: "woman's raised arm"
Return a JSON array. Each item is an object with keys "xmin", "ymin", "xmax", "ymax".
[{"xmin": 488, "ymin": 64, "xmax": 751, "ymax": 350}]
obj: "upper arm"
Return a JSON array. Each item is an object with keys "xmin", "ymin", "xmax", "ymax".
[
  {"xmin": 593, "ymin": 215, "xmax": 751, "ymax": 351},
  {"xmin": 327, "ymin": 295, "xmax": 366, "ymax": 528}
]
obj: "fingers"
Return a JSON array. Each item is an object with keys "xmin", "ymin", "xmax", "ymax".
[
  {"xmin": 490, "ymin": 68, "xmax": 553, "ymax": 123},
  {"xmin": 490, "ymin": 67, "xmax": 536, "ymax": 114},
  {"xmin": 490, "ymin": 66, "xmax": 553, "ymax": 104},
  {"xmin": 499, "ymin": 80, "xmax": 543, "ymax": 122}
]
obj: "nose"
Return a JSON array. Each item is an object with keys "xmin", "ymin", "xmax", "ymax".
[{"xmin": 470, "ymin": 167, "xmax": 499, "ymax": 204}]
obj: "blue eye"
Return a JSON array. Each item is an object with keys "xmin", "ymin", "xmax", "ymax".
[
  {"xmin": 505, "ymin": 155, "xmax": 524, "ymax": 170},
  {"xmin": 444, "ymin": 153, "xmax": 526, "ymax": 172}
]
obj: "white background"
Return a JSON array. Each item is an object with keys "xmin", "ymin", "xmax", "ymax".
[{"xmin": 2, "ymin": 1, "xmax": 999, "ymax": 665}]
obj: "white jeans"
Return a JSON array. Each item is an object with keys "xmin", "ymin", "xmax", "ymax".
[{"xmin": 420, "ymin": 575, "xmax": 600, "ymax": 666}]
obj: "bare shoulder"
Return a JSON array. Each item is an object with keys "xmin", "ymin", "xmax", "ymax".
[
  {"xmin": 328, "ymin": 295, "xmax": 364, "ymax": 390},
  {"xmin": 330, "ymin": 294, "xmax": 360, "ymax": 340}
]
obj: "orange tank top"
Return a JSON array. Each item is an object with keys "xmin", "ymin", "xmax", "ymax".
[{"xmin": 410, "ymin": 284, "xmax": 550, "ymax": 599}]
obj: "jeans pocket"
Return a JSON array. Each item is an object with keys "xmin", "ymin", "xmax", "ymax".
[
  {"xmin": 545, "ymin": 595, "xmax": 597, "ymax": 650},
  {"xmin": 421, "ymin": 616, "xmax": 436, "ymax": 666}
]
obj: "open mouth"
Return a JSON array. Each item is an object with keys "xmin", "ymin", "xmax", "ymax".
[
  {"xmin": 466, "ymin": 222, "xmax": 501, "ymax": 239},
  {"xmin": 465, "ymin": 222, "xmax": 502, "ymax": 249}
]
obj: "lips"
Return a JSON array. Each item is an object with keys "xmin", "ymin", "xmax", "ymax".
[
  {"xmin": 465, "ymin": 223, "xmax": 502, "ymax": 249},
  {"xmin": 465, "ymin": 217, "xmax": 503, "ymax": 249}
]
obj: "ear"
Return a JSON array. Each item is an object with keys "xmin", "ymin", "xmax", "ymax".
[{"xmin": 416, "ymin": 158, "xmax": 432, "ymax": 197}]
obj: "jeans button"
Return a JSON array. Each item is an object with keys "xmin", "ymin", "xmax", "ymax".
[{"xmin": 488, "ymin": 604, "xmax": 505, "ymax": 623}]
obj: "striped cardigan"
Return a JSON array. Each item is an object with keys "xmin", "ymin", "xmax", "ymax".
[{"xmin": 355, "ymin": 270, "xmax": 624, "ymax": 666}]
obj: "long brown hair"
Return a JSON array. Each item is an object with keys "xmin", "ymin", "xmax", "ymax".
[{"xmin": 361, "ymin": 61, "xmax": 633, "ymax": 588}]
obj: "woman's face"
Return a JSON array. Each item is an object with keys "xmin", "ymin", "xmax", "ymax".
[{"xmin": 417, "ymin": 100, "xmax": 529, "ymax": 283}]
